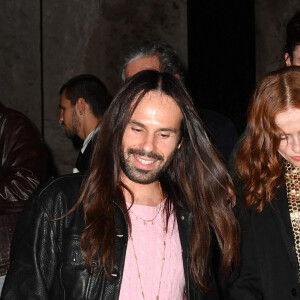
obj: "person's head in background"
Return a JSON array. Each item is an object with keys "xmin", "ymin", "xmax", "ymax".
[
  {"xmin": 284, "ymin": 12, "xmax": 300, "ymax": 66},
  {"xmin": 59, "ymin": 74, "xmax": 111, "ymax": 140},
  {"xmin": 121, "ymin": 41, "xmax": 186, "ymax": 81}
]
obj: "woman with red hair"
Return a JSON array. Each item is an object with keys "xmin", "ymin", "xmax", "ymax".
[{"xmin": 229, "ymin": 66, "xmax": 300, "ymax": 299}]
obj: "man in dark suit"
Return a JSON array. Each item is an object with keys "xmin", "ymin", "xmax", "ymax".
[{"xmin": 59, "ymin": 74, "xmax": 111, "ymax": 173}]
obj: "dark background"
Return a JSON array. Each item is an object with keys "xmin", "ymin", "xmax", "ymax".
[
  {"xmin": 187, "ymin": 0, "xmax": 255, "ymax": 133},
  {"xmin": 0, "ymin": 0, "xmax": 295, "ymax": 173}
]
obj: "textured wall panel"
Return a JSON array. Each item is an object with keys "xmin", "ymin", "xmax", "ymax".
[{"xmin": 0, "ymin": 1, "xmax": 41, "ymax": 129}]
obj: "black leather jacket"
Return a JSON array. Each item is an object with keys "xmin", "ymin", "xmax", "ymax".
[{"xmin": 1, "ymin": 174, "xmax": 222, "ymax": 299}]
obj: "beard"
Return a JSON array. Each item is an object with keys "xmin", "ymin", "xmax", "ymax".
[
  {"xmin": 65, "ymin": 109, "xmax": 80, "ymax": 139},
  {"xmin": 120, "ymin": 147, "xmax": 175, "ymax": 184}
]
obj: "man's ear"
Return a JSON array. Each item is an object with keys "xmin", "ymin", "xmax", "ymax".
[
  {"xmin": 177, "ymin": 138, "xmax": 183, "ymax": 149},
  {"xmin": 285, "ymin": 53, "xmax": 292, "ymax": 66},
  {"xmin": 75, "ymin": 98, "xmax": 87, "ymax": 115}
]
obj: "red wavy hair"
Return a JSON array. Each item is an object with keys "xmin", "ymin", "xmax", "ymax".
[{"xmin": 236, "ymin": 66, "xmax": 300, "ymax": 212}]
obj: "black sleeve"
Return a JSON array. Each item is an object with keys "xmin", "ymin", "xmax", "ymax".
[
  {"xmin": 0, "ymin": 112, "xmax": 45, "ymax": 210},
  {"xmin": 228, "ymin": 202, "xmax": 263, "ymax": 299},
  {"xmin": 1, "ymin": 190, "xmax": 59, "ymax": 299}
]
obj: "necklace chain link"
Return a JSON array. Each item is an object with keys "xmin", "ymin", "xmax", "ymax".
[
  {"xmin": 285, "ymin": 161, "xmax": 300, "ymax": 281},
  {"xmin": 129, "ymin": 181, "xmax": 166, "ymax": 299},
  {"xmin": 128, "ymin": 182, "xmax": 164, "ymax": 225}
]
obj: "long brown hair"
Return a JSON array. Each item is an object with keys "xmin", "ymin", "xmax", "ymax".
[
  {"xmin": 235, "ymin": 66, "xmax": 300, "ymax": 212},
  {"xmin": 72, "ymin": 70, "xmax": 239, "ymax": 290}
]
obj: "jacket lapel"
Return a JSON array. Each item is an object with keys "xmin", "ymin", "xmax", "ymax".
[
  {"xmin": 176, "ymin": 207, "xmax": 193, "ymax": 299},
  {"xmin": 272, "ymin": 185, "xmax": 298, "ymax": 271}
]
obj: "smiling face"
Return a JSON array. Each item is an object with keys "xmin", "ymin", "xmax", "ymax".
[
  {"xmin": 276, "ymin": 108, "xmax": 300, "ymax": 167},
  {"xmin": 120, "ymin": 91, "xmax": 183, "ymax": 184}
]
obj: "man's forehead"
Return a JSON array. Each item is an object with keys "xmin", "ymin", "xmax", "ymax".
[
  {"xmin": 131, "ymin": 90, "xmax": 176, "ymax": 108},
  {"xmin": 59, "ymin": 90, "xmax": 72, "ymax": 105},
  {"xmin": 129, "ymin": 91, "xmax": 183, "ymax": 124}
]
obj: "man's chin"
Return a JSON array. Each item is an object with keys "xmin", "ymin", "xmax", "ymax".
[
  {"xmin": 122, "ymin": 168, "xmax": 162, "ymax": 184},
  {"xmin": 135, "ymin": 167, "xmax": 151, "ymax": 174},
  {"xmin": 130, "ymin": 176, "xmax": 158, "ymax": 185},
  {"xmin": 65, "ymin": 131, "xmax": 77, "ymax": 139}
]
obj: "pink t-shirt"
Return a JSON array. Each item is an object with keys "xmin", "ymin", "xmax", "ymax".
[{"xmin": 119, "ymin": 201, "xmax": 185, "ymax": 300}]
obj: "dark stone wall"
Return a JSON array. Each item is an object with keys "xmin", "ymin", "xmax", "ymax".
[
  {"xmin": 1, "ymin": 0, "xmax": 187, "ymax": 174},
  {"xmin": 2, "ymin": 0, "xmax": 298, "ymax": 174},
  {"xmin": 0, "ymin": 1, "xmax": 41, "ymax": 129}
]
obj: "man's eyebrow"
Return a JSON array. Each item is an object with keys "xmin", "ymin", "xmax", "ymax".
[
  {"xmin": 129, "ymin": 120, "xmax": 146, "ymax": 128},
  {"xmin": 159, "ymin": 128, "xmax": 177, "ymax": 132},
  {"xmin": 129, "ymin": 120, "xmax": 178, "ymax": 132}
]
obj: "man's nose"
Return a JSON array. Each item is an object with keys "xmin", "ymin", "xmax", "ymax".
[
  {"xmin": 59, "ymin": 112, "xmax": 64, "ymax": 124},
  {"xmin": 141, "ymin": 133, "xmax": 156, "ymax": 153}
]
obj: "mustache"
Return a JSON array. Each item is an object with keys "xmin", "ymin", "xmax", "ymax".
[{"xmin": 128, "ymin": 148, "xmax": 163, "ymax": 161}]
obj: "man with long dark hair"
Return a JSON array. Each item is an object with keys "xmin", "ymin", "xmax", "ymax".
[{"xmin": 2, "ymin": 71, "xmax": 239, "ymax": 299}]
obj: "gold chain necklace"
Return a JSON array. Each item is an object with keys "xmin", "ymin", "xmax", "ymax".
[
  {"xmin": 129, "ymin": 226, "xmax": 166, "ymax": 299},
  {"xmin": 128, "ymin": 181, "xmax": 164, "ymax": 225},
  {"xmin": 129, "ymin": 181, "xmax": 166, "ymax": 299},
  {"xmin": 285, "ymin": 160, "xmax": 300, "ymax": 281}
]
